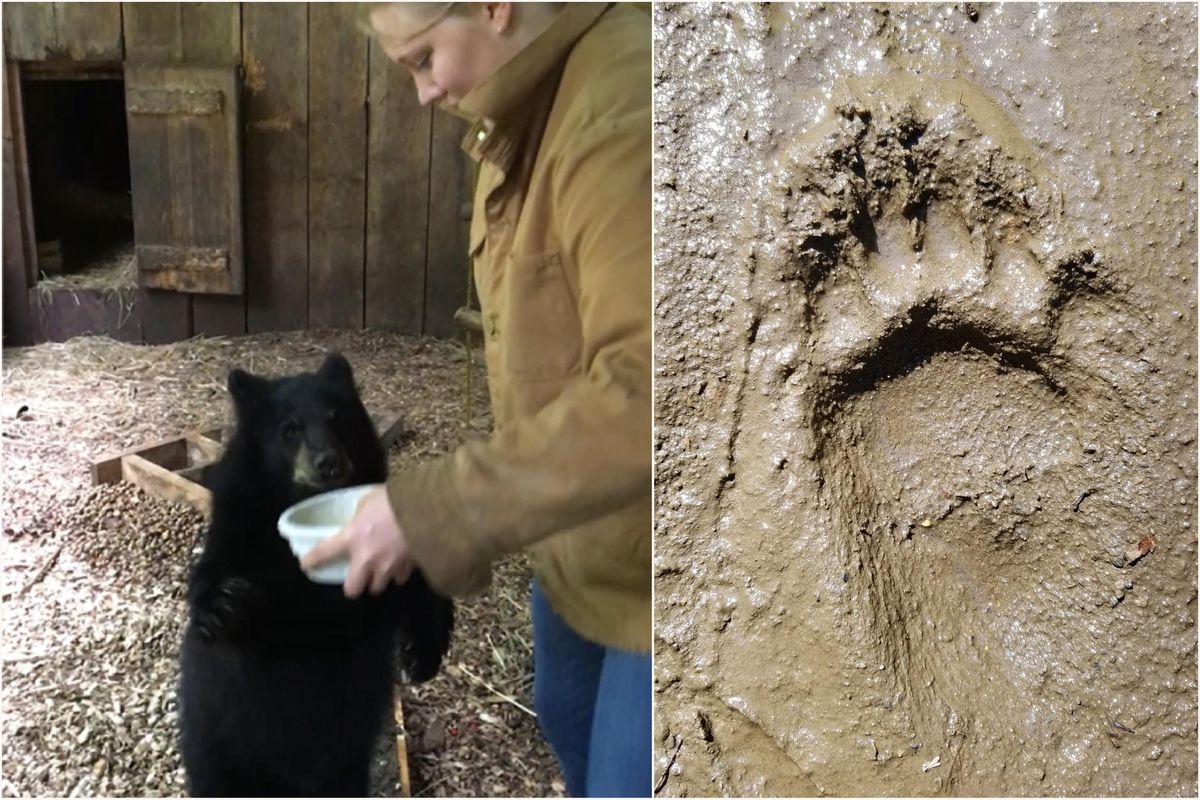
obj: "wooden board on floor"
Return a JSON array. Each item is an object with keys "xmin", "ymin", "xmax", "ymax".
[
  {"xmin": 92, "ymin": 427, "xmax": 224, "ymax": 485},
  {"xmin": 375, "ymin": 414, "xmax": 406, "ymax": 449},
  {"xmin": 365, "ymin": 38, "xmax": 429, "ymax": 334},
  {"xmin": 309, "ymin": 2, "xmax": 368, "ymax": 330},
  {"xmin": 122, "ymin": 453, "xmax": 212, "ymax": 516},
  {"xmin": 184, "ymin": 431, "xmax": 223, "ymax": 464},
  {"xmin": 394, "ymin": 689, "xmax": 411, "ymax": 797},
  {"xmin": 93, "ymin": 437, "xmax": 190, "ymax": 486}
]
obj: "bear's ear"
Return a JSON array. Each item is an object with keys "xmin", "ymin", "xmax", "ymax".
[
  {"xmin": 318, "ymin": 352, "xmax": 354, "ymax": 388},
  {"xmin": 228, "ymin": 368, "xmax": 268, "ymax": 409}
]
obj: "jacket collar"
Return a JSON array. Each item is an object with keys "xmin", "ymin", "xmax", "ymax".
[{"xmin": 455, "ymin": 3, "xmax": 609, "ymax": 166}]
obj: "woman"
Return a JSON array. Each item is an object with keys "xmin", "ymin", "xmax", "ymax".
[{"xmin": 303, "ymin": 3, "xmax": 651, "ymax": 796}]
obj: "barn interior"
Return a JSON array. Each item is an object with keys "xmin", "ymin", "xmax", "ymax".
[
  {"xmin": 1, "ymin": 3, "xmax": 559, "ymax": 797},
  {"xmin": 22, "ymin": 64, "xmax": 135, "ymax": 286}
]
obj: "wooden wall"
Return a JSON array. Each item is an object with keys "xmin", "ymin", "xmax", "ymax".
[{"xmin": 1, "ymin": 2, "xmax": 473, "ymax": 346}]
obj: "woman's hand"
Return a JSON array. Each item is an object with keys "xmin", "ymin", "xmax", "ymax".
[{"xmin": 299, "ymin": 485, "xmax": 415, "ymax": 598}]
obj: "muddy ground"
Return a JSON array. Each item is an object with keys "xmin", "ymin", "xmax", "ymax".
[
  {"xmin": 1, "ymin": 331, "xmax": 564, "ymax": 797},
  {"xmin": 653, "ymin": 3, "xmax": 1196, "ymax": 796}
]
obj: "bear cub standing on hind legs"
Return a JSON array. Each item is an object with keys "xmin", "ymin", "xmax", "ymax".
[{"xmin": 178, "ymin": 353, "xmax": 453, "ymax": 797}]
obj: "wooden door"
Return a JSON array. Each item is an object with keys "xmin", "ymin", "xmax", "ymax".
[{"xmin": 124, "ymin": 64, "xmax": 243, "ymax": 294}]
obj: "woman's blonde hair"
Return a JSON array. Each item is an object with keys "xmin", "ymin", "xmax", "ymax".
[
  {"xmin": 357, "ymin": 3, "xmax": 448, "ymax": 38},
  {"xmin": 388, "ymin": 2, "xmax": 567, "ymax": 19},
  {"xmin": 359, "ymin": 3, "xmax": 566, "ymax": 39}
]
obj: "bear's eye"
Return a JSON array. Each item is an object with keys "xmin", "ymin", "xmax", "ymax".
[
  {"xmin": 282, "ymin": 419, "xmax": 301, "ymax": 440},
  {"xmin": 326, "ymin": 406, "xmax": 339, "ymax": 422}
]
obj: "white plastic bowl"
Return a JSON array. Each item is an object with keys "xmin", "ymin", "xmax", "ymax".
[{"xmin": 277, "ymin": 484, "xmax": 375, "ymax": 584}]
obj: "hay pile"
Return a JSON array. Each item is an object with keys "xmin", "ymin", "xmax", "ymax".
[
  {"xmin": 34, "ymin": 240, "xmax": 138, "ymax": 295},
  {"xmin": 1, "ymin": 330, "xmax": 565, "ymax": 797}
]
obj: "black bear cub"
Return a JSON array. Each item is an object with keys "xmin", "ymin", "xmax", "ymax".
[{"xmin": 179, "ymin": 353, "xmax": 453, "ymax": 797}]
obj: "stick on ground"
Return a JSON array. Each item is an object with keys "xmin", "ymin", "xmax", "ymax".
[
  {"xmin": 2, "ymin": 543, "xmax": 65, "ymax": 601},
  {"xmin": 457, "ymin": 664, "xmax": 537, "ymax": 718}
]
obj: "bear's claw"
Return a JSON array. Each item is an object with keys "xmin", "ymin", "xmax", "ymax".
[{"xmin": 192, "ymin": 576, "xmax": 256, "ymax": 641}]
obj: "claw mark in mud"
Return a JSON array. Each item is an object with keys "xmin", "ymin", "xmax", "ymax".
[{"xmin": 759, "ymin": 79, "xmax": 1113, "ymax": 407}]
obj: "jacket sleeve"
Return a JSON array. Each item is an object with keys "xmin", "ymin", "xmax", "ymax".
[{"xmin": 386, "ymin": 89, "xmax": 651, "ymax": 598}]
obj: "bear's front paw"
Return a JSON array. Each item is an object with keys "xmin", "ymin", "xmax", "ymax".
[
  {"xmin": 192, "ymin": 576, "xmax": 256, "ymax": 642},
  {"xmin": 398, "ymin": 639, "xmax": 445, "ymax": 684}
]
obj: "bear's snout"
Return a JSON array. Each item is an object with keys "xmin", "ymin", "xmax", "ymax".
[
  {"xmin": 314, "ymin": 449, "xmax": 347, "ymax": 482},
  {"xmin": 292, "ymin": 443, "xmax": 349, "ymax": 488}
]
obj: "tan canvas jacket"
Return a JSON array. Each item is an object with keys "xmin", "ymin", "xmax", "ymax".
[{"xmin": 386, "ymin": 3, "xmax": 651, "ymax": 652}]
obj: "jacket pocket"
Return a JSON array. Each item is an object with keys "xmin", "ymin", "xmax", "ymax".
[
  {"xmin": 502, "ymin": 252, "xmax": 582, "ymax": 380},
  {"xmin": 469, "ymin": 215, "xmax": 487, "ymax": 260}
]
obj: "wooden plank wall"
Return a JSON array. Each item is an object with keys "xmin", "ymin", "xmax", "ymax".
[
  {"xmin": 1, "ymin": 2, "xmax": 472, "ymax": 345},
  {"xmin": 309, "ymin": 2, "xmax": 367, "ymax": 330},
  {"xmin": 2, "ymin": 2, "xmax": 126, "ymax": 346},
  {"xmin": 184, "ymin": 4, "xmax": 244, "ymax": 338},
  {"xmin": 426, "ymin": 112, "xmax": 472, "ymax": 339},
  {"xmin": 2, "ymin": 57, "xmax": 34, "ymax": 345},
  {"xmin": 365, "ymin": 34, "xmax": 429, "ymax": 334},
  {"xmin": 2, "ymin": 2, "xmax": 123, "ymax": 61},
  {"xmin": 122, "ymin": 3, "xmax": 193, "ymax": 344},
  {"xmin": 242, "ymin": 2, "xmax": 308, "ymax": 334}
]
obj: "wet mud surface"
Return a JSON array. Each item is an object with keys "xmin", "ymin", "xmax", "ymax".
[{"xmin": 653, "ymin": 3, "xmax": 1197, "ymax": 796}]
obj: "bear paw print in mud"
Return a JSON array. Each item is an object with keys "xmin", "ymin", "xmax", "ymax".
[
  {"xmin": 755, "ymin": 77, "xmax": 1112, "ymax": 411},
  {"xmin": 751, "ymin": 77, "xmax": 1137, "ymax": 556},
  {"xmin": 740, "ymin": 77, "xmax": 1151, "ymax": 788}
]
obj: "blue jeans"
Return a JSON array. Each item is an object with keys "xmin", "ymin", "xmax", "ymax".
[{"xmin": 531, "ymin": 581, "xmax": 651, "ymax": 797}]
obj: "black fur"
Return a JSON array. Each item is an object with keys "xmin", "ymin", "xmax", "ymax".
[{"xmin": 178, "ymin": 353, "xmax": 453, "ymax": 797}]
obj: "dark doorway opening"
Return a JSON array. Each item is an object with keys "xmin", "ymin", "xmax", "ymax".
[{"xmin": 22, "ymin": 64, "xmax": 135, "ymax": 288}]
